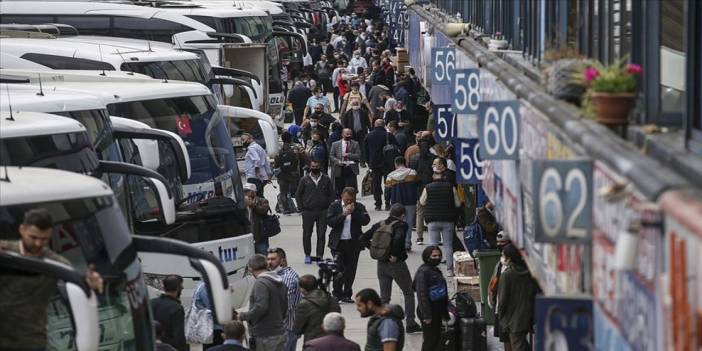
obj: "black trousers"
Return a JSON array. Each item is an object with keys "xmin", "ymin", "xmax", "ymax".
[
  {"xmin": 333, "ymin": 239, "xmax": 361, "ymax": 299},
  {"xmin": 302, "ymin": 210, "xmax": 327, "ymax": 257},
  {"xmin": 353, "ymin": 130, "xmax": 368, "ymax": 164},
  {"xmin": 247, "ymin": 178, "xmax": 265, "ymax": 197},
  {"xmin": 371, "ymin": 167, "xmax": 385, "ymax": 208},
  {"xmin": 334, "ymin": 166, "xmax": 357, "ymax": 197},
  {"xmin": 419, "ymin": 302, "xmax": 445, "ymax": 351},
  {"xmin": 333, "ymin": 87, "xmax": 340, "ymax": 112},
  {"xmin": 293, "ymin": 108, "xmax": 306, "ymax": 125}
]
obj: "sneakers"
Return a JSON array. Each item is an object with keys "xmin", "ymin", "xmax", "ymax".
[
  {"xmin": 304, "ymin": 256, "xmax": 312, "ymax": 264},
  {"xmin": 406, "ymin": 321, "xmax": 422, "ymax": 334},
  {"xmin": 416, "ymin": 238, "xmax": 424, "ymax": 245},
  {"xmin": 340, "ymin": 297, "xmax": 354, "ymax": 303}
]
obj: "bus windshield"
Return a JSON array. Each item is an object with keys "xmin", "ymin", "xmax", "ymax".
[
  {"xmin": 0, "ymin": 196, "xmax": 153, "ymax": 351},
  {"xmin": 106, "ymin": 95, "xmax": 244, "ymax": 208},
  {"xmin": 0, "ymin": 131, "xmax": 99, "ymax": 174},
  {"xmin": 120, "ymin": 59, "xmax": 211, "ymax": 85}
]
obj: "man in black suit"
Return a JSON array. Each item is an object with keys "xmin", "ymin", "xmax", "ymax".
[
  {"xmin": 326, "ymin": 187, "xmax": 371, "ymax": 303},
  {"xmin": 208, "ymin": 321, "xmax": 248, "ymax": 351},
  {"xmin": 364, "ymin": 119, "xmax": 398, "ymax": 210},
  {"xmin": 329, "ymin": 128, "xmax": 361, "ymax": 197},
  {"xmin": 341, "ymin": 100, "xmax": 370, "ymax": 166}
]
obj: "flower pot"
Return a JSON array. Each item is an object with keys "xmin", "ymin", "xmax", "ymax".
[{"xmin": 590, "ymin": 92, "xmax": 636, "ymax": 126}]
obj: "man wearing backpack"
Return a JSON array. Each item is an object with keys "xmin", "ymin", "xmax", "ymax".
[
  {"xmin": 361, "ymin": 204, "xmax": 422, "ymax": 334},
  {"xmin": 276, "ymin": 132, "xmax": 304, "ymax": 214},
  {"xmin": 364, "ymin": 119, "xmax": 398, "ymax": 211},
  {"xmin": 293, "ymin": 275, "xmax": 341, "ymax": 343}
]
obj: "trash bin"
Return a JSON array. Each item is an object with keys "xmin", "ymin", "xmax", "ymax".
[{"xmin": 474, "ymin": 249, "xmax": 501, "ymax": 325}]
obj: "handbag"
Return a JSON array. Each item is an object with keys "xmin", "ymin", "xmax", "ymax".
[
  {"xmin": 361, "ymin": 171, "xmax": 373, "ymax": 197},
  {"xmin": 428, "ymin": 282, "xmax": 448, "ymax": 302},
  {"xmin": 184, "ymin": 285, "xmax": 214, "ymax": 344},
  {"xmin": 261, "ymin": 209, "xmax": 281, "ymax": 238}
]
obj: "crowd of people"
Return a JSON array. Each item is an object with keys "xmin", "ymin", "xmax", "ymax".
[{"xmin": 0, "ymin": 4, "xmax": 540, "ymax": 351}]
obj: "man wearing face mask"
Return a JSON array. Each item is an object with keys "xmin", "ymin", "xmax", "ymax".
[
  {"xmin": 341, "ymin": 101, "xmax": 370, "ymax": 169},
  {"xmin": 347, "ymin": 50, "xmax": 368, "ymax": 75},
  {"xmin": 267, "ymin": 248, "xmax": 301, "ymax": 351},
  {"xmin": 488, "ymin": 231, "xmax": 513, "ymax": 350},
  {"xmin": 306, "ymin": 130, "xmax": 329, "ymax": 173},
  {"xmin": 315, "ymin": 55, "xmax": 333, "ymax": 93},
  {"xmin": 419, "ymin": 158, "xmax": 462, "ymax": 276},
  {"xmin": 150, "ymin": 275, "xmax": 187, "ymax": 351},
  {"xmin": 306, "ymin": 103, "xmax": 336, "ymax": 140},
  {"xmin": 497, "ymin": 244, "xmax": 539, "ymax": 351},
  {"xmin": 304, "ymin": 87, "xmax": 331, "ymax": 120},
  {"xmin": 361, "ymin": 204, "xmax": 422, "ymax": 334},
  {"xmin": 339, "ymin": 81, "xmax": 374, "ymax": 117},
  {"xmin": 296, "ymin": 160, "xmax": 335, "ymax": 262},
  {"xmin": 330, "ymin": 128, "xmax": 361, "ymax": 196}
]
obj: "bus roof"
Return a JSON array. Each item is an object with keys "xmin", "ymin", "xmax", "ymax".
[
  {"xmin": 0, "ymin": 83, "xmax": 109, "ymax": 113},
  {"xmin": 1, "ymin": 69, "xmax": 212, "ymax": 103},
  {"xmin": 0, "ymin": 1, "xmax": 215, "ymax": 32},
  {"xmin": 0, "ymin": 111, "xmax": 87, "ymax": 139},
  {"xmin": 0, "ymin": 36, "xmax": 200, "ymax": 70},
  {"xmin": 0, "ymin": 166, "xmax": 113, "ymax": 206}
]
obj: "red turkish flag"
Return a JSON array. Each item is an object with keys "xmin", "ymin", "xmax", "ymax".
[{"xmin": 176, "ymin": 115, "xmax": 192, "ymax": 136}]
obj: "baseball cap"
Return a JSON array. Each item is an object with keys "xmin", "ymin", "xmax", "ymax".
[{"xmin": 243, "ymin": 183, "xmax": 257, "ymax": 193}]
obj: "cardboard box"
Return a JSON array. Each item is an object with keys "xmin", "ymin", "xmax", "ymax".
[
  {"xmin": 454, "ymin": 251, "xmax": 478, "ymax": 277},
  {"xmin": 454, "ymin": 276, "xmax": 481, "ymax": 302},
  {"xmin": 395, "ymin": 48, "xmax": 409, "ymax": 62}
]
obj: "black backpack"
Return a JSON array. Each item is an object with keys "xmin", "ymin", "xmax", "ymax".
[
  {"xmin": 277, "ymin": 145, "xmax": 299, "ymax": 174},
  {"xmin": 453, "ymin": 292, "xmax": 478, "ymax": 318}
]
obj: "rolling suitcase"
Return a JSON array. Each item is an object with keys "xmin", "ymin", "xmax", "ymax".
[
  {"xmin": 459, "ymin": 317, "xmax": 487, "ymax": 351},
  {"xmin": 440, "ymin": 323, "xmax": 457, "ymax": 351}
]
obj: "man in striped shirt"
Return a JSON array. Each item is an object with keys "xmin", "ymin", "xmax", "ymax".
[{"xmin": 267, "ymin": 248, "xmax": 302, "ymax": 351}]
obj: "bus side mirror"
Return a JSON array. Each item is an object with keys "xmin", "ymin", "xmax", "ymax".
[
  {"xmin": 132, "ymin": 139, "xmax": 161, "ymax": 172},
  {"xmin": 142, "ymin": 177, "xmax": 177, "ymax": 225}
]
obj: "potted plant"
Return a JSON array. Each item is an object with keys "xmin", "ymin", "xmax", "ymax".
[{"xmin": 582, "ymin": 59, "xmax": 642, "ymax": 126}]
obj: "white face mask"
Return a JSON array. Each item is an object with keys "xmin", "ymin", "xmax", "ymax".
[
  {"xmin": 432, "ymin": 166, "xmax": 441, "ymax": 173},
  {"xmin": 352, "ymin": 105, "xmax": 360, "ymax": 110},
  {"xmin": 310, "ymin": 122, "xmax": 318, "ymax": 127},
  {"xmin": 500, "ymin": 257, "xmax": 509, "ymax": 266},
  {"xmin": 272, "ymin": 266, "xmax": 282, "ymax": 273}
]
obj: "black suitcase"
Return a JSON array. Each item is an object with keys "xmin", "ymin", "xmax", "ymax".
[
  {"xmin": 440, "ymin": 324, "xmax": 457, "ymax": 351},
  {"xmin": 459, "ymin": 317, "xmax": 487, "ymax": 351}
]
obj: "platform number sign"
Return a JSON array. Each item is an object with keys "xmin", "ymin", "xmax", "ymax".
[
  {"xmin": 434, "ymin": 104, "xmax": 455, "ymax": 142},
  {"xmin": 478, "ymin": 101, "xmax": 520, "ymax": 160},
  {"xmin": 453, "ymin": 138, "xmax": 484, "ymax": 184},
  {"xmin": 533, "ymin": 160, "xmax": 593, "ymax": 244},
  {"xmin": 452, "ymin": 69, "xmax": 480, "ymax": 114},
  {"xmin": 431, "ymin": 48, "xmax": 455, "ymax": 86}
]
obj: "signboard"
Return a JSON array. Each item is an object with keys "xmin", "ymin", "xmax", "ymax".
[
  {"xmin": 478, "ymin": 101, "xmax": 520, "ymax": 160},
  {"xmin": 452, "ymin": 69, "xmax": 480, "ymax": 115},
  {"xmin": 534, "ymin": 296, "xmax": 594, "ymax": 351},
  {"xmin": 453, "ymin": 138, "xmax": 484, "ymax": 184},
  {"xmin": 431, "ymin": 47, "xmax": 455, "ymax": 86},
  {"xmin": 433, "ymin": 104, "xmax": 455, "ymax": 142},
  {"xmin": 532, "ymin": 160, "xmax": 593, "ymax": 244}
]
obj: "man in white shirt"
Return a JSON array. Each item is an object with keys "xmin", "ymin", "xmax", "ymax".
[
  {"xmin": 242, "ymin": 133, "xmax": 272, "ymax": 197},
  {"xmin": 326, "ymin": 187, "xmax": 370, "ymax": 302}
]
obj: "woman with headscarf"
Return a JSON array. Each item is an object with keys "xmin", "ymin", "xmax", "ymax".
[{"xmin": 412, "ymin": 246, "xmax": 448, "ymax": 351}]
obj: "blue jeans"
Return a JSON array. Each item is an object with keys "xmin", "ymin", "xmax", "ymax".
[
  {"xmin": 427, "ymin": 221, "xmax": 454, "ymax": 272},
  {"xmin": 285, "ymin": 330, "xmax": 297, "ymax": 351},
  {"xmin": 254, "ymin": 238, "xmax": 270, "ymax": 255},
  {"xmin": 403, "ymin": 205, "xmax": 416, "ymax": 249}
]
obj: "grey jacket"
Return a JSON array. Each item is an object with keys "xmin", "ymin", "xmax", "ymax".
[
  {"xmin": 239, "ymin": 271, "xmax": 288, "ymax": 338},
  {"xmin": 329, "ymin": 139, "xmax": 361, "ymax": 177}
]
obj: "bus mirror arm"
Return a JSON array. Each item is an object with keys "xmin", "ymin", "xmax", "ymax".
[
  {"xmin": 96, "ymin": 161, "xmax": 173, "ymax": 198},
  {"xmin": 130, "ymin": 235, "xmax": 232, "ymax": 324},
  {"xmin": 0, "ymin": 251, "xmax": 99, "ymax": 351},
  {"xmin": 112, "ymin": 128, "xmax": 191, "ymax": 182}
]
